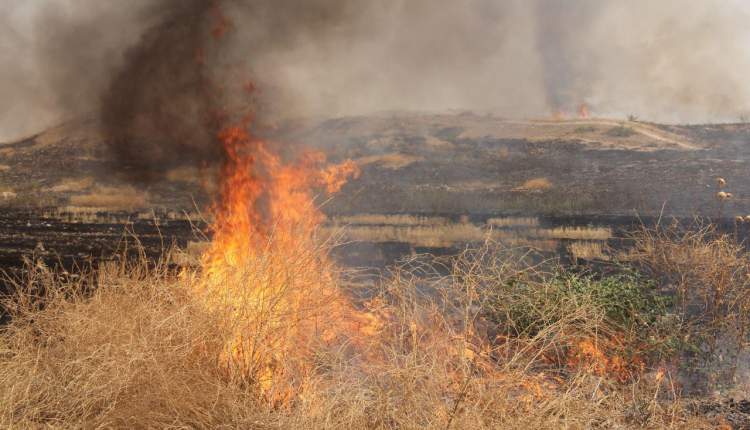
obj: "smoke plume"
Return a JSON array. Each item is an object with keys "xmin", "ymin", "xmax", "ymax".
[{"xmin": 2, "ymin": 0, "xmax": 750, "ymax": 159}]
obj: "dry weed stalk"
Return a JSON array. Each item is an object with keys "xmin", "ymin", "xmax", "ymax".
[{"xmin": 629, "ymin": 220, "xmax": 750, "ymax": 390}]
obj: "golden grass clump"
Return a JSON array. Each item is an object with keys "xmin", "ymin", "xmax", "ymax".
[
  {"xmin": 331, "ymin": 214, "xmax": 449, "ymax": 226},
  {"xmin": 45, "ymin": 177, "xmax": 95, "ymax": 193},
  {"xmin": 486, "ymin": 216, "xmax": 540, "ymax": 228},
  {"xmin": 69, "ymin": 185, "xmax": 149, "ymax": 210},
  {"xmin": 0, "ymin": 258, "xmax": 265, "ymax": 428},
  {"xmin": 569, "ymin": 241, "xmax": 609, "ymax": 261},
  {"xmin": 517, "ymin": 177, "xmax": 553, "ymax": 192},
  {"xmin": 536, "ymin": 226, "xmax": 612, "ymax": 240}
]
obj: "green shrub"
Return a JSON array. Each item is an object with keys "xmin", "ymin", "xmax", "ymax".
[
  {"xmin": 484, "ymin": 271, "xmax": 669, "ymax": 338},
  {"xmin": 606, "ymin": 125, "xmax": 636, "ymax": 138}
]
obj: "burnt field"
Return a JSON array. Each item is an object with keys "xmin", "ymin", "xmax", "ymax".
[
  {"xmin": 4, "ymin": 115, "xmax": 750, "ymax": 279},
  {"xmin": 5, "ymin": 115, "xmax": 750, "ymax": 219},
  {"xmin": 0, "ymin": 209, "xmax": 199, "ymax": 271}
]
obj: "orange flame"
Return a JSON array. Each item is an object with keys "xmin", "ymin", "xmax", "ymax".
[
  {"xmin": 188, "ymin": 3, "xmax": 374, "ymax": 401},
  {"xmin": 566, "ymin": 336, "xmax": 644, "ymax": 382},
  {"xmin": 578, "ymin": 103, "xmax": 590, "ymax": 119},
  {"xmin": 194, "ymin": 113, "xmax": 373, "ymax": 400},
  {"xmin": 210, "ymin": 1, "xmax": 231, "ymax": 40}
]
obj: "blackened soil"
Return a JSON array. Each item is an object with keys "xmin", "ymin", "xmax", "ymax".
[{"xmin": 0, "ymin": 209, "xmax": 200, "ymax": 271}]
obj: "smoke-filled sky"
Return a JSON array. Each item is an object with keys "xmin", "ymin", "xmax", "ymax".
[{"xmin": 2, "ymin": 0, "xmax": 750, "ymax": 142}]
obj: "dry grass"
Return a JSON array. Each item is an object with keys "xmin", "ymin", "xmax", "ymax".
[
  {"xmin": 516, "ymin": 177, "xmax": 553, "ymax": 192},
  {"xmin": 486, "ymin": 216, "xmax": 540, "ymax": 228},
  {"xmin": 0, "ymin": 190, "xmax": 17, "ymax": 200},
  {"xmin": 43, "ymin": 206, "xmax": 118, "ymax": 224},
  {"xmin": 46, "ymin": 177, "xmax": 95, "ymax": 193},
  {"xmin": 0, "ymin": 258, "xmax": 265, "ymax": 428},
  {"xmin": 569, "ymin": 241, "xmax": 609, "ymax": 261},
  {"xmin": 325, "ymin": 224, "xmax": 485, "ymax": 247},
  {"xmin": 166, "ymin": 166, "xmax": 203, "ymax": 184},
  {"xmin": 0, "ymin": 238, "xmax": 720, "ymax": 428},
  {"xmin": 329, "ymin": 223, "xmax": 611, "ymax": 249},
  {"xmin": 627, "ymin": 221, "xmax": 750, "ymax": 392},
  {"xmin": 0, "ymin": 148, "xmax": 15, "ymax": 157},
  {"xmin": 355, "ymin": 153, "xmax": 423, "ymax": 170},
  {"xmin": 536, "ymin": 226, "xmax": 612, "ymax": 240},
  {"xmin": 331, "ymin": 214, "xmax": 449, "ymax": 226},
  {"xmin": 69, "ymin": 185, "xmax": 149, "ymax": 210}
]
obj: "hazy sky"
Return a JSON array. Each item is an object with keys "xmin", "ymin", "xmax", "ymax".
[{"xmin": 2, "ymin": 0, "xmax": 750, "ymax": 142}]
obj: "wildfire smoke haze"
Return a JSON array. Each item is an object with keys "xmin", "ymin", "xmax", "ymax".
[{"xmin": 3, "ymin": 1, "xmax": 750, "ymax": 143}]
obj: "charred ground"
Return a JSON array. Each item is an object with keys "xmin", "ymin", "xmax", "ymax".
[
  {"xmin": 2, "ymin": 113, "xmax": 750, "ymax": 216},
  {"xmin": 1, "ymin": 113, "xmax": 750, "ymax": 273}
]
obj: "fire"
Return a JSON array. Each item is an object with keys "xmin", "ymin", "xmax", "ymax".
[
  {"xmin": 578, "ymin": 103, "xmax": 590, "ymax": 119},
  {"xmin": 183, "ymin": 2, "xmax": 375, "ymax": 402},
  {"xmin": 566, "ymin": 336, "xmax": 644, "ymax": 382},
  {"xmin": 210, "ymin": 1, "xmax": 231, "ymax": 40},
  {"xmin": 194, "ymin": 114, "xmax": 370, "ymax": 400}
]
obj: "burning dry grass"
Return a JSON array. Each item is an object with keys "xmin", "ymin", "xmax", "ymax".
[{"xmin": 0, "ymin": 239, "xmax": 720, "ymax": 428}]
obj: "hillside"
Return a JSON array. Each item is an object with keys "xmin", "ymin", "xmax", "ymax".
[{"xmin": 2, "ymin": 113, "xmax": 750, "ymax": 217}]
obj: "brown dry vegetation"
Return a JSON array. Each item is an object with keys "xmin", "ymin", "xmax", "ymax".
[
  {"xmin": 517, "ymin": 177, "xmax": 553, "ymax": 192},
  {"xmin": 0, "ymin": 228, "xmax": 741, "ymax": 428},
  {"xmin": 626, "ymin": 221, "xmax": 750, "ymax": 393},
  {"xmin": 568, "ymin": 241, "xmax": 609, "ymax": 261},
  {"xmin": 69, "ymin": 185, "xmax": 149, "ymax": 210},
  {"xmin": 538, "ymin": 226, "xmax": 612, "ymax": 240},
  {"xmin": 355, "ymin": 153, "xmax": 423, "ymax": 170},
  {"xmin": 331, "ymin": 214, "xmax": 449, "ymax": 226},
  {"xmin": 487, "ymin": 216, "xmax": 540, "ymax": 228},
  {"xmin": 46, "ymin": 177, "xmax": 95, "ymax": 193},
  {"xmin": 325, "ymin": 223, "xmax": 610, "ymax": 249}
]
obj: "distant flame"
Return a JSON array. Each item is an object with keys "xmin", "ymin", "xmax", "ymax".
[{"xmin": 578, "ymin": 103, "xmax": 590, "ymax": 119}]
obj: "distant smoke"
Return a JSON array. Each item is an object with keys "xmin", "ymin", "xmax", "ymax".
[
  {"xmin": 2, "ymin": 0, "xmax": 750, "ymax": 145},
  {"xmin": 98, "ymin": 0, "xmax": 365, "ymax": 181},
  {"xmin": 534, "ymin": 0, "xmax": 603, "ymax": 112}
]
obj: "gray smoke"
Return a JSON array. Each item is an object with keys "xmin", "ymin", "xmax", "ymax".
[
  {"xmin": 98, "ymin": 0, "xmax": 368, "ymax": 181},
  {"xmin": 1, "ymin": 0, "xmax": 750, "ymax": 146}
]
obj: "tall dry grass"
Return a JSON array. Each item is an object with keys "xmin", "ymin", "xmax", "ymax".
[
  {"xmin": 0, "ymin": 239, "xmax": 719, "ymax": 428},
  {"xmin": 0, "ymin": 257, "xmax": 266, "ymax": 428},
  {"xmin": 627, "ymin": 221, "xmax": 750, "ymax": 393},
  {"xmin": 324, "ymin": 223, "xmax": 608, "ymax": 249},
  {"xmin": 331, "ymin": 214, "xmax": 449, "ymax": 226}
]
